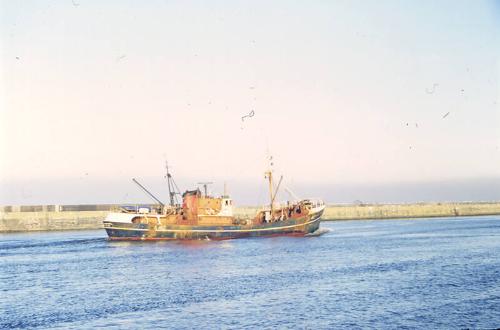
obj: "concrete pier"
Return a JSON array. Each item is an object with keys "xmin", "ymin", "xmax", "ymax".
[
  {"xmin": 321, "ymin": 202, "xmax": 500, "ymax": 220},
  {"xmin": 1, "ymin": 202, "xmax": 499, "ymax": 232}
]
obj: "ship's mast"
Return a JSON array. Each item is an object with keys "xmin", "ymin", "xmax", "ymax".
[
  {"xmin": 265, "ymin": 155, "xmax": 274, "ymax": 214},
  {"xmin": 265, "ymin": 169, "xmax": 273, "ymax": 213},
  {"xmin": 165, "ymin": 161, "xmax": 181, "ymax": 207},
  {"xmin": 166, "ymin": 161, "xmax": 174, "ymax": 207}
]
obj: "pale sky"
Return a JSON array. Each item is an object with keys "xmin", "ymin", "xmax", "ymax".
[{"xmin": 1, "ymin": 1, "xmax": 500, "ymax": 205}]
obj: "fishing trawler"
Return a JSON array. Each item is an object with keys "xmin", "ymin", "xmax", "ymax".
[{"xmin": 103, "ymin": 164, "xmax": 325, "ymax": 240}]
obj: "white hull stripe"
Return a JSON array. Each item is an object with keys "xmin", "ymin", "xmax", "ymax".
[{"xmin": 104, "ymin": 216, "xmax": 321, "ymax": 233}]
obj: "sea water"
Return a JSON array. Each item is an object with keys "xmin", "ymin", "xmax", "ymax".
[{"xmin": 1, "ymin": 216, "xmax": 499, "ymax": 329}]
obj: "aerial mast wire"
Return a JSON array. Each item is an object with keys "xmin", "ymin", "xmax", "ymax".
[
  {"xmin": 284, "ymin": 186, "xmax": 301, "ymax": 201},
  {"xmin": 132, "ymin": 178, "xmax": 165, "ymax": 207}
]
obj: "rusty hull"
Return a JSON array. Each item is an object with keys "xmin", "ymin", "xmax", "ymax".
[{"xmin": 104, "ymin": 210, "xmax": 323, "ymax": 241}]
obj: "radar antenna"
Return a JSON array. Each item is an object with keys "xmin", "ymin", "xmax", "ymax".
[{"xmin": 197, "ymin": 182, "xmax": 213, "ymax": 197}]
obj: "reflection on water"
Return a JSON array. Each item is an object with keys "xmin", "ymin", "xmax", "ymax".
[{"xmin": 1, "ymin": 216, "xmax": 499, "ymax": 329}]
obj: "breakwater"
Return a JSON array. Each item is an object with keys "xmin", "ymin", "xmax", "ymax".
[
  {"xmin": 322, "ymin": 202, "xmax": 500, "ymax": 220},
  {"xmin": 1, "ymin": 202, "xmax": 500, "ymax": 232}
]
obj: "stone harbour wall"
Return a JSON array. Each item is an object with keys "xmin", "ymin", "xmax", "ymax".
[
  {"xmin": 1, "ymin": 202, "xmax": 499, "ymax": 232},
  {"xmin": 321, "ymin": 202, "xmax": 500, "ymax": 220},
  {"xmin": 0, "ymin": 211, "xmax": 109, "ymax": 232}
]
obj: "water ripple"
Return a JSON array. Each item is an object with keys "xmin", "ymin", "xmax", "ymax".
[{"xmin": 1, "ymin": 217, "xmax": 499, "ymax": 329}]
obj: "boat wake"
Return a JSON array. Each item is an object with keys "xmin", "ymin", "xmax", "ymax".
[{"xmin": 306, "ymin": 227, "xmax": 330, "ymax": 237}]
